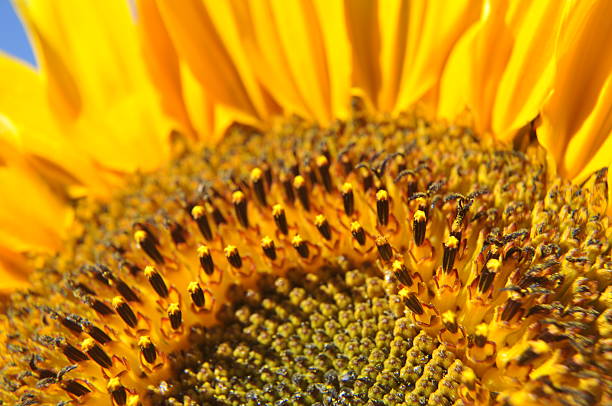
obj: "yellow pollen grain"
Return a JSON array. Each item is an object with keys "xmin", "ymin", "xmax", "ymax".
[
  {"xmin": 133, "ymin": 230, "xmax": 147, "ymax": 243},
  {"xmin": 293, "ymin": 175, "xmax": 305, "ymax": 188},
  {"xmin": 316, "ymin": 155, "xmax": 329, "ymax": 167},
  {"xmin": 250, "ymin": 167, "xmax": 263, "ymax": 181},
  {"xmin": 376, "ymin": 189, "xmax": 388, "ymax": 201},
  {"xmin": 445, "ymin": 235, "xmax": 459, "ymax": 249},
  {"xmin": 232, "ymin": 190, "xmax": 245, "ymax": 203},
  {"xmin": 191, "ymin": 205, "xmax": 205, "ymax": 218},
  {"xmin": 272, "ymin": 204, "xmax": 283, "ymax": 216},
  {"xmin": 197, "ymin": 245, "xmax": 210, "ymax": 257},
  {"xmin": 341, "ymin": 182, "xmax": 353, "ymax": 194},
  {"xmin": 80, "ymin": 337, "xmax": 95, "ymax": 351}
]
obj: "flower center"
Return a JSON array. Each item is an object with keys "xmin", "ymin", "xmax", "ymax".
[{"xmin": 1, "ymin": 104, "xmax": 610, "ymax": 406}]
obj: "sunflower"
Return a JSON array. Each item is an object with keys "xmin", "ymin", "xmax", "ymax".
[{"xmin": 0, "ymin": 0, "xmax": 610, "ymax": 405}]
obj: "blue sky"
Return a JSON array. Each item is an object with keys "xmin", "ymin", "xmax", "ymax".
[{"xmin": 0, "ymin": 0, "xmax": 36, "ymax": 66}]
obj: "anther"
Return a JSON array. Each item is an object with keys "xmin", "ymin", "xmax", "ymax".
[
  {"xmin": 292, "ymin": 235, "xmax": 309, "ymax": 258},
  {"xmin": 251, "ymin": 168, "xmax": 267, "ymax": 206},
  {"xmin": 351, "ymin": 221, "xmax": 366, "ymax": 246},
  {"xmin": 90, "ymin": 299, "xmax": 114, "ymax": 316},
  {"xmin": 188, "ymin": 281, "xmax": 205, "ymax": 307},
  {"xmin": 198, "ymin": 245, "xmax": 215, "ymax": 275},
  {"xmin": 403, "ymin": 292, "xmax": 425, "ymax": 315},
  {"xmin": 442, "ymin": 311, "xmax": 458, "ymax": 333},
  {"xmin": 517, "ymin": 341, "xmax": 549, "ymax": 366},
  {"xmin": 261, "ymin": 236, "xmax": 277, "ymax": 260},
  {"xmin": 376, "ymin": 190, "xmax": 389, "ymax": 226},
  {"xmin": 293, "ymin": 176, "xmax": 310, "ymax": 211},
  {"xmin": 500, "ymin": 296, "xmax": 522, "ymax": 322},
  {"xmin": 442, "ymin": 235, "xmax": 459, "ymax": 273},
  {"xmin": 375, "ymin": 235, "xmax": 393, "ymax": 261},
  {"xmin": 478, "ymin": 259, "xmax": 500, "ymax": 294},
  {"xmin": 232, "ymin": 190, "xmax": 249, "ymax": 228},
  {"xmin": 144, "ymin": 265, "xmax": 168, "ymax": 298},
  {"xmin": 314, "ymin": 214, "xmax": 332, "ymax": 241},
  {"xmin": 83, "ymin": 324, "xmax": 112, "ymax": 345},
  {"xmin": 63, "ymin": 380, "xmax": 91, "ymax": 397},
  {"xmin": 115, "ymin": 279, "xmax": 140, "ymax": 303},
  {"xmin": 341, "ymin": 183, "xmax": 355, "ymax": 216},
  {"xmin": 169, "ymin": 222, "xmax": 187, "ymax": 245},
  {"xmin": 413, "ymin": 210, "xmax": 427, "ymax": 246},
  {"xmin": 62, "ymin": 343, "xmax": 89, "ymax": 363},
  {"xmin": 107, "ymin": 377, "xmax": 127, "ymax": 406},
  {"xmin": 272, "ymin": 204, "xmax": 289, "ymax": 235},
  {"xmin": 138, "ymin": 336, "xmax": 157, "ymax": 364},
  {"xmin": 392, "ymin": 260, "xmax": 412, "ymax": 287},
  {"xmin": 112, "ymin": 296, "xmax": 138, "ymax": 328},
  {"xmin": 316, "ymin": 155, "xmax": 333, "ymax": 192},
  {"xmin": 134, "ymin": 228, "xmax": 164, "ymax": 264},
  {"xmin": 224, "ymin": 245, "xmax": 242, "ymax": 269},
  {"xmin": 167, "ymin": 303, "xmax": 182, "ymax": 330},
  {"xmin": 191, "ymin": 205, "xmax": 213, "ymax": 241},
  {"xmin": 81, "ymin": 337, "xmax": 112, "ymax": 369},
  {"xmin": 61, "ymin": 316, "xmax": 82, "ymax": 334},
  {"xmin": 280, "ymin": 172, "xmax": 295, "ymax": 203}
]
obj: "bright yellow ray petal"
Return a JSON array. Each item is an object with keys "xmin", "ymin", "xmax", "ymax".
[
  {"xmin": 538, "ymin": 0, "xmax": 612, "ymax": 179},
  {"xmin": 394, "ymin": 0, "xmax": 481, "ymax": 113},
  {"xmin": 312, "ymin": 0, "xmax": 352, "ymax": 119},
  {"xmin": 17, "ymin": 0, "xmax": 172, "ymax": 173},
  {"xmin": 438, "ymin": 0, "xmax": 514, "ymax": 135},
  {"xmin": 236, "ymin": 0, "xmax": 314, "ymax": 119},
  {"xmin": 492, "ymin": 1, "xmax": 565, "ymax": 141},
  {"xmin": 0, "ymin": 118, "xmax": 69, "ymax": 253},
  {"xmin": 203, "ymin": 0, "xmax": 272, "ymax": 123},
  {"xmin": 344, "ymin": 0, "xmax": 381, "ymax": 108},
  {"xmin": 265, "ymin": 0, "xmax": 332, "ymax": 122},
  {"xmin": 156, "ymin": 0, "xmax": 259, "ymax": 120},
  {"xmin": 137, "ymin": 0, "xmax": 197, "ymax": 139},
  {"xmin": 0, "ymin": 52, "xmax": 113, "ymax": 197}
]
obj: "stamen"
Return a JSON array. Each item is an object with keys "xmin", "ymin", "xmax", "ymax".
[
  {"xmin": 316, "ymin": 155, "xmax": 333, "ymax": 192},
  {"xmin": 375, "ymin": 235, "xmax": 393, "ymax": 261},
  {"xmin": 250, "ymin": 168, "xmax": 267, "ymax": 206},
  {"xmin": 134, "ymin": 226, "xmax": 164, "ymax": 264},
  {"xmin": 314, "ymin": 214, "xmax": 332, "ymax": 240},
  {"xmin": 293, "ymin": 175, "xmax": 310, "ymax": 211},
  {"xmin": 138, "ymin": 336, "xmax": 157, "ymax": 364},
  {"xmin": 167, "ymin": 303, "xmax": 182, "ymax": 330},
  {"xmin": 413, "ymin": 210, "xmax": 426, "ymax": 246},
  {"xmin": 291, "ymin": 235, "xmax": 309, "ymax": 258},
  {"xmin": 351, "ymin": 221, "xmax": 366, "ymax": 245},
  {"xmin": 272, "ymin": 204, "xmax": 289, "ymax": 235},
  {"xmin": 107, "ymin": 377, "xmax": 127, "ymax": 405},
  {"xmin": 112, "ymin": 296, "xmax": 138, "ymax": 328},
  {"xmin": 341, "ymin": 183, "xmax": 355, "ymax": 216},
  {"xmin": 188, "ymin": 281, "xmax": 205, "ymax": 308},
  {"xmin": 232, "ymin": 190, "xmax": 249, "ymax": 228},
  {"xmin": 144, "ymin": 265, "xmax": 168, "ymax": 298},
  {"xmin": 198, "ymin": 245, "xmax": 215, "ymax": 275},
  {"xmin": 376, "ymin": 190, "xmax": 389, "ymax": 226},
  {"xmin": 392, "ymin": 260, "xmax": 413, "ymax": 287},
  {"xmin": 81, "ymin": 338, "xmax": 113, "ymax": 369},
  {"xmin": 191, "ymin": 205, "xmax": 213, "ymax": 241},
  {"xmin": 261, "ymin": 236, "xmax": 277, "ymax": 260},
  {"xmin": 442, "ymin": 235, "xmax": 459, "ymax": 273},
  {"xmin": 224, "ymin": 245, "xmax": 242, "ymax": 269}
]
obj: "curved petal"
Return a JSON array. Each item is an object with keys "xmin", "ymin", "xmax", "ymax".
[
  {"xmin": 16, "ymin": 0, "xmax": 172, "ymax": 173},
  {"xmin": 394, "ymin": 0, "xmax": 481, "ymax": 113},
  {"xmin": 538, "ymin": 0, "xmax": 612, "ymax": 180},
  {"xmin": 438, "ymin": 0, "xmax": 565, "ymax": 138},
  {"xmin": 156, "ymin": 0, "xmax": 260, "ymax": 121}
]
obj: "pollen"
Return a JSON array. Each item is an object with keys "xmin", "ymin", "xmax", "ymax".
[{"xmin": 0, "ymin": 105, "xmax": 610, "ymax": 406}]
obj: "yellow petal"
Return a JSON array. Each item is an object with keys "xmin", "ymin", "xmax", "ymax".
[
  {"xmin": 136, "ymin": 0, "xmax": 198, "ymax": 138},
  {"xmin": 312, "ymin": 0, "xmax": 352, "ymax": 119},
  {"xmin": 156, "ymin": 0, "xmax": 259, "ymax": 120},
  {"xmin": 17, "ymin": 0, "xmax": 172, "ymax": 173},
  {"xmin": 438, "ymin": 0, "xmax": 565, "ymax": 137},
  {"xmin": 538, "ymin": 0, "xmax": 612, "ymax": 179},
  {"xmin": 0, "ymin": 118, "xmax": 69, "ymax": 253},
  {"xmin": 0, "ymin": 245, "xmax": 31, "ymax": 295},
  {"xmin": 438, "ymin": 1, "xmax": 513, "ymax": 134},
  {"xmin": 492, "ymin": 1, "xmax": 566, "ymax": 140},
  {"xmin": 344, "ymin": 0, "xmax": 381, "ymax": 108},
  {"xmin": 394, "ymin": 0, "xmax": 481, "ymax": 113},
  {"xmin": 0, "ymin": 52, "xmax": 112, "ymax": 196}
]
